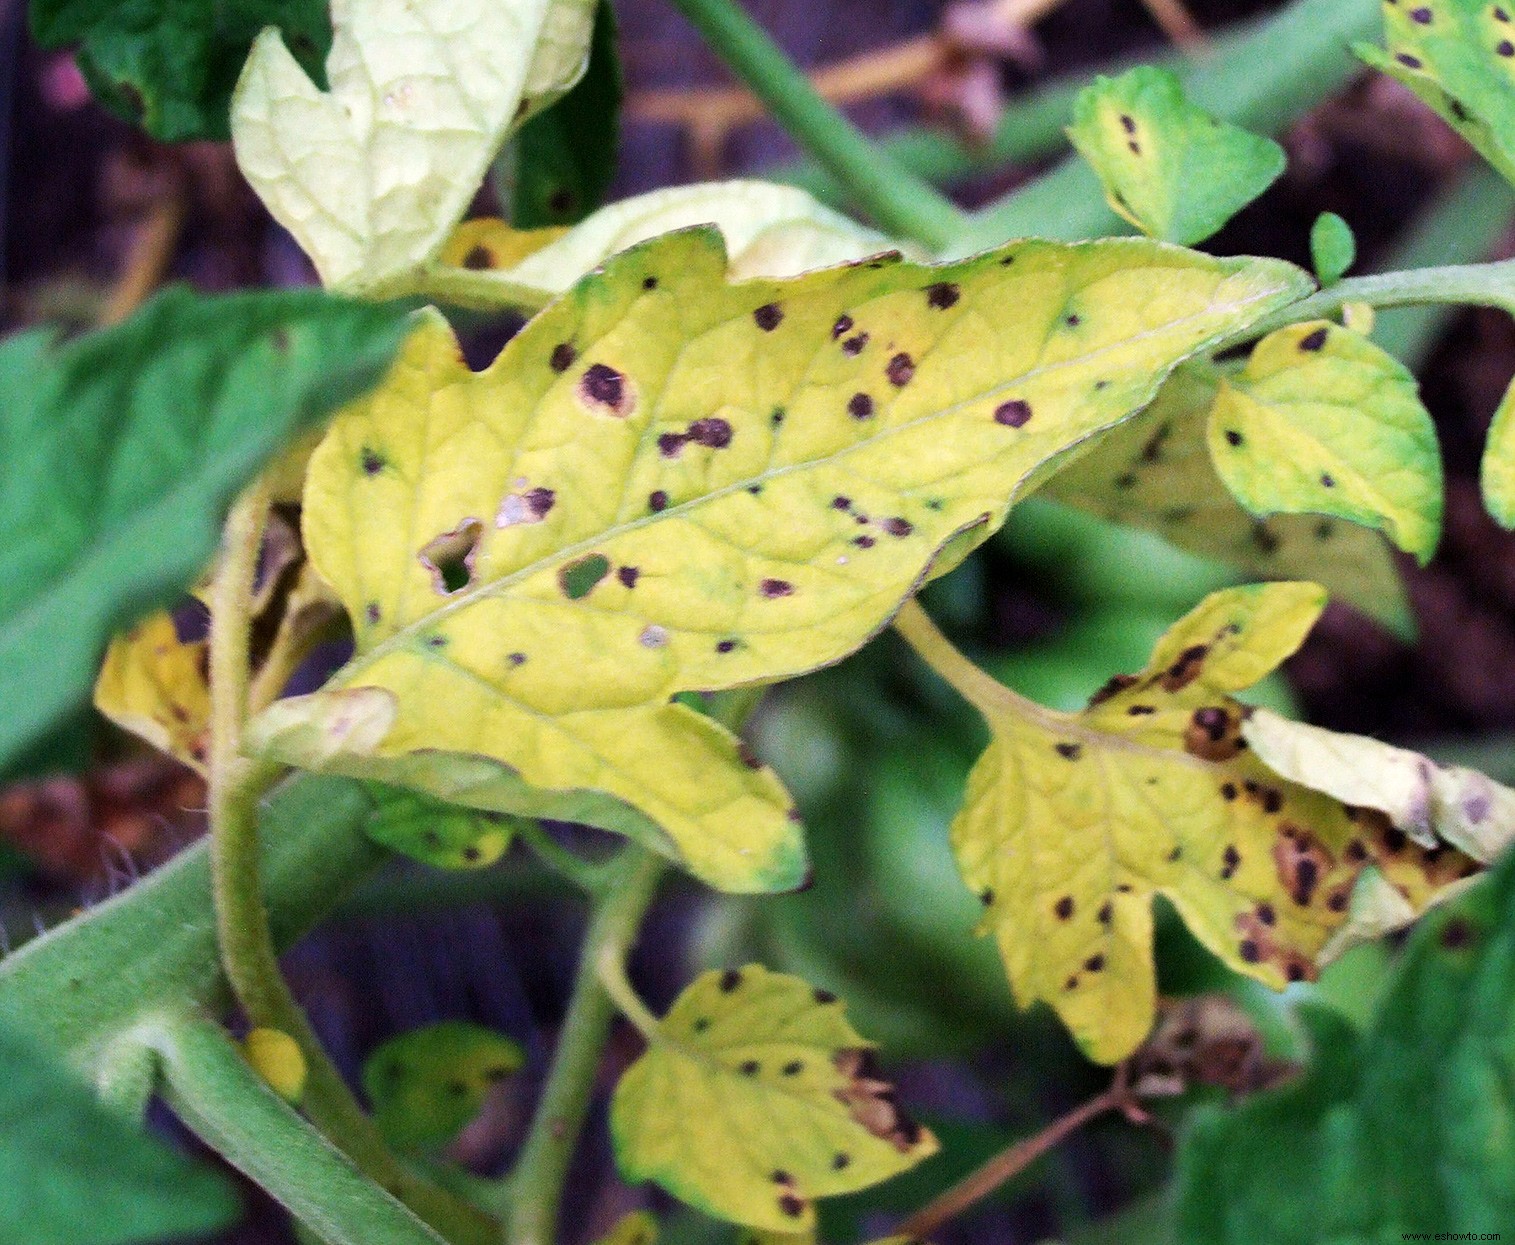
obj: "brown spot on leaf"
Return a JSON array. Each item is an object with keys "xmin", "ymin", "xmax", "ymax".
[
  {"xmin": 753, "ymin": 303, "xmax": 783, "ymax": 331},
  {"xmin": 833, "ymin": 1048, "xmax": 925, "ymax": 1153},
  {"xmin": 1299, "ymin": 327, "xmax": 1329, "ymax": 352},
  {"xmin": 578, "ymin": 363, "xmax": 634, "ymax": 416},
  {"xmin": 1088, "ymin": 673, "xmax": 1138, "ymax": 707},
  {"xmin": 1184, "ymin": 706, "xmax": 1244, "ymax": 761},
  {"xmin": 995, "ymin": 399, "xmax": 1032, "ymax": 427},
  {"xmin": 462, "ymin": 245, "xmax": 493, "ymax": 270},
  {"xmin": 832, "ymin": 314, "xmax": 854, "ymax": 339},
  {"xmin": 848, "ymin": 393, "xmax": 875, "ymax": 419},
  {"xmin": 841, "ymin": 332, "xmax": 869, "ymax": 356},
  {"xmin": 882, "ymin": 516, "xmax": 913, "ymax": 537},
  {"xmin": 648, "ymin": 490, "xmax": 669, "ymax": 512},
  {"xmin": 926, "ymin": 282, "xmax": 961, "ymax": 309},
  {"xmin": 617, "ymin": 566, "xmax": 639, "ymax": 589},
  {"xmin": 550, "ymin": 343, "xmax": 577, "ymax": 373},
  {"xmin": 1055, "ymin": 742, "xmax": 1082, "ymax": 760},
  {"xmin": 1055, "ymin": 895, "xmax": 1074, "ymax": 920},
  {"xmin": 688, "ymin": 417, "xmax": 733, "ymax": 448},
  {"xmin": 886, "ymin": 353, "xmax": 916, "ymax": 386},
  {"xmin": 759, "ymin": 578, "xmax": 794, "ymax": 598},
  {"xmin": 361, "ymin": 447, "xmax": 386, "ymax": 476},
  {"xmin": 1160, "ymin": 644, "xmax": 1208, "ymax": 692}
]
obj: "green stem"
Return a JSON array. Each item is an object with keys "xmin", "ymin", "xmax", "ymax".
[
  {"xmin": 515, "ymin": 821, "xmax": 609, "ymax": 894},
  {"xmin": 207, "ymin": 486, "xmax": 496, "ymax": 1245},
  {"xmin": 663, "ymin": 0, "xmax": 967, "ymax": 250},
  {"xmin": 893, "ymin": 599, "xmax": 1043, "ymax": 724},
  {"xmin": 501, "ymin": 847, "xmax": 668, "ymax": 1244},
  {"xmin": 152, "ymin": 1013, "xmax": 449, "ymax": 1245},
  {"xmin": 1225, "ymin": 258, "xmax": 1515, "ymax": 350}
]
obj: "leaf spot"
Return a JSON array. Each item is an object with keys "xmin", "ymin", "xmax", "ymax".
[
  {"xmin": 753, "ymin": 303, "xmax": 784, "ymax": 331},
  {"xmin": 550, "ymin": 343, "xmax": 576, "ymax": 373},
  {"xmin": 1055, "ymin": 742, "xmax": 1082, "ymax": 760},
  {"xmin": 495, "ymin": 486, "xmax": 555, "ymax": 529},
  {"xmin": 578, "ymin": 363, "xmax": 634, "ymax": 417},
  {"xmin": 842, "ymin": 333, "xmax": 870, "ymax": 356},
  {"xmin": 419, "ymin": 520, "xmax": 483, "ymax": 594},
  {"xmin": 1054, "ymin": 895, "xmax": 1074, "ymax": 920},
  {"xmin": 848, "ymin": 393, "xmax": 875, "ymax": 420},
  {"xmin": 886, "ymin": 352, "xmax": 916, "ymax": 386},
  {"xmin": 994, "ymin": 399, "xmax": 1032, "ymax": 427},
  {"xmin": 617, "ymin": 566, "xmax": 640, "ymax": 589},
  {"xmin": 1298, "ymin": 327, "xmax": 1329, "ymax": 352},
  {"xmin": 926, "ymin": 282, "xmax": 961, "ymax": 309},
  {"xmin": 361, "ymin": 447, "xmax": 386, "ymax": 476},
  {"xmin": 831, "ymin": 314, "xmax": 854, "ymax": 340},
  {"xmin": 559, "ymin": 553, "xmax": 610, "ymax": 600},
  {"xmin": 638, "ymin": 624, "xmax": 668, "ymax": 649},
  {"xmin": 648, "ymin": 490, "xmax": 669, "ymax": 512},
  {"xmin": 759, "ymin": 578, "xmax": 794, "ymax": 598}
]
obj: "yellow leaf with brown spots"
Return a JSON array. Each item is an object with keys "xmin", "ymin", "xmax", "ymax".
[
  {"xmin": 93, "ymin": 611, "xmax": 211, "ymax": 775},
  {"xmin": 245, "ymin": 228, "xmax": 1309, "ymax": 892},
  {"xmin": 1041, "ymin": 362, "xmax": 1414, "ymax": 634},
  {"xmin": 610, "ymin": 966, "xmax": 937, "ymax": 1233},
  {"xmin": 933, "ymin": 583, "xmax": 1483, "ymax": 1064}
]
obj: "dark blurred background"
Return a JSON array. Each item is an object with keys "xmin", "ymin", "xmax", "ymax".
[{"xmin": 1, "ymin": 1, "xmax": 1513, "ymax": 1241}]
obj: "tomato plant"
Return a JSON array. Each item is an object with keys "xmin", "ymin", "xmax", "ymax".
[{"xmin": 3, "ymin": 0, "xmax": 1514, "ymax": 1241}]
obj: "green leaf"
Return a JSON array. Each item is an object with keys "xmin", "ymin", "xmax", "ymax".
[
  {"xmin": 1041, "ymin": 363, "xmax": 1415, "ymax": 633},
  {"xmin": 512, "ymin": 0, "xmax": 621, "ymax": 228},
  {"xmin": 245, "ymin": 230, "xmax": 1309, "ymax": 893},
  {"xmin": 1358, "ymin": 0, "xmax": 1515, "ymax": 188},
  {"xmin": 610, "ymin": 965, "xmax": 938, "ymax": 1232},
  {"xmin": 231, "ymin": 0, "xmax": 569, "ymax": 293},
  {"xmin": 0, "ymin": 1024, "xmax": 240, "ymax": 1244},
  {"xmin": 29, "ymin": 0, "xmax": 331, "ymax": 141},
  {"xmin": 1066, "ymin": 65, "xmax": 1286, "ymax": 245},
  {"xmin": 361, "ymin": 1021, "xmax": 524, "ymax": 1150},
  {"xmin": 1483, "ymin": 373, "xmax": 1515, "ymax": 526},
  {"xmin": 0, "ymin": 288, "xmax": 407, "ymax": 776},
  {"xmin": 364, "ymin": 783, "xmax": 521, "ymax": 870},
  {"xmin": 1175, "ymin": 845, "xmax": 1515, "ymax": 1242},
  {"xmin": 938, "ymin": 584, "xmax": 1483, "ymax": 1062},
  {"xmin": 1309, "ymin": 212, "xmax": 1356, "ymax": 286},
  {"xmin": 424, "ymin": 182, "xmax": 896, "ymax": 313},
  {"xmin": 1208, "ymin": 321, "xmax": 1443, "ymax": 563}
]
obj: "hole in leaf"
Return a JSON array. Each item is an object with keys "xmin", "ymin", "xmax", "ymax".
[{"xmin": 418, "ymin": 520, "xmax": 483, "ymax": 595}]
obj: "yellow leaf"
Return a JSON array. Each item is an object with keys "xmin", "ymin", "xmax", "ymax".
[
  {"xmin": 246, "ymin": 230, "xmax": 1309, "ymax": 892},
  {"xmin": 1041, "ymin": 363, "xmax": 1414, "ymax": 634},
  {"xmin": 93, "ymin": 611, "xmax": 210, "ymax": 774},
  {"xmin": 1207, "ymin": 321, "xmax": 1443, "ymax": 563},
  {"xmin": 1483, "ymin": 374, "xmax": 1515, "ymax": 527},
  {"xmin": 594, "ymin": 1212, "xmax": 659, "ymax": 1245},
  {"xmin": 610, "ymin": 966, "xmax": 937, "ymax": 1232},
  {"xmin": 423, "ymin": 182, "xmax": 896, "ymax": 312},
  {"xmin": 231, "ymin": 0, "xmax": 557, "ymax": 292},
  {"xmin": 361, "ymin": 1021, "xmax": 524, "ymax": 1151},
  {"xmin": 243, "ymin": 1027, "xmax": 307, "ymax": 1103},
  {"xmin": 930, "ymin": 584, "xmax": 1481, "ymax": 1063},
  {"xmin": 520, "ymin": 0, "xmax": 599, "ymax": 121}
]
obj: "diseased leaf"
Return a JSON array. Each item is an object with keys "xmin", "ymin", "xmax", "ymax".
[
  {"xmin": 93, "ymin": 611, "xmax": 210, "ymax": 775},
  {"xmin": 29, "ymin": 0, "xmax": 331, "ymax": 141},
  {"xmin": 610, "ymin": 965, "xmax": 937, "ymax": 1232},
  {"xmin": 1208, "ymin": 321, "xmax": 1443, "ymax": 563},
  {"xmin": 1176, "ymin": 846, "xmax": 1515, "ymax": 1242},
  {"xmin": 513, "ymin": 0, "xmax": 621, "ymax": 229},
  {"xmin": 1483, "ymin": 373, "xmax": 1515, "ymax": 526},
  {"xmin": 595, "ymin": 1212, "xmax": 658, "ymax": 1245},
  {"xmin": 1066, "ymin": 65, "xmax": 1286, "ymax": 245},
  {"xmin": 1041, "ymin": 363, "xmax": 1414, "ymax": 633},
  {"xmin": 246, "ymin": 230, "xmax": 1309, "ymax": 892},
  {"xmin": 1243, "ymin": 707, "xmax": 1515, "ymax": 867},
  {"xmin": 942, "ymin": 583, "xmax": 1482, "ymax": 1063},
  {"xmin": 361, "ymin": 1021, "xmax": 524, "ymax": 1151},
  {"xmin": 231, "ymin": 0, "xmax": 560, "ymax": 292},
  {"xmin": 1309, "ymin": 212, "xmax": 1356, "ymax": 286},
  {"xmin": 364, "ymin": 783, "xmax": 520, "ymax": 870},
  {"xmin": 427, "ymin": 182, "xmax": 896, "ymax": 312},
  {"xmin": 1358, "ymin": 0, "xmax": 1515, "ymax": 188},
  {"xmin": 0, "ymin": 287, "xmax": 407, "ymax": 776},
  {"xmin": 0, "ymin": 1023, "xmax": 240, "ymax": 1244}
]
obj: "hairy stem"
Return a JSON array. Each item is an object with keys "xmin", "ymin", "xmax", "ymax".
[
  {"xmin": 898, "ymin": 1076, "xmax": 1134, "ymax": 1240},
  {"xmin": 502, "ymin": 847, "xmax": 668, "ymax": 1244},
  {"xmin": 663, "ymin": 0, "xmax": 967, "ymax": 250},
  {"xmin": 208, "ymin": 485, "xmax": 496, "ymax": 1245}
]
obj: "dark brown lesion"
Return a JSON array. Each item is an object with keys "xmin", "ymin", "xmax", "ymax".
[
  {"xmin": 1183, "ymin": 705, "xmax": 1245, "ymax": 761},
  {"xmin": 832, "ymin": 1049, "xmax": 925, "ymax": 1153},
  {"xmin": 1158, "ymin": 643, "xmax": 1209, "ymax": 692}
]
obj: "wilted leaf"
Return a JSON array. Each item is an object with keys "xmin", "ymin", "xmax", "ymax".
[
  {"xmin": 1309, "ymin": 212, "xmax": 1356, "ymax": 286},
  {"xmin": 1358, "ymin": 0, "xmax": 1515, "ymax": 187},
  {"xmin": 247, "ymin": 230, "xmax": 1308, "ymax": 892},
  {"xmin": 0, "ymin": 1023, "xmax": 240, "ymax": 1244},
  {"xmin": 513, "ymin": 0, "xmax": 621, "ymax": 229},
  {"xmin": 939, "ymin": 583, "xmax": 1482, "ymax": 1062},
  {"xmin": 1483, "ymin": 374, "xmax": 1515, "ymax": 526},
  {"xmin": 610, "ymin": 965, "xmax": 937, "ymax": 1232},
  {"xmin": 93, "ymin": 611, "xmax": 210, "ymax": 775},
  {"xmin": 364, "ymin": 783, "xmax": 520, "ymax": 870},
  {"xmin": 427, "ymin": 182, "xmax": 895, "ymax": 312},
  {"xmin": 1176, "ymin": 846, "xmax": 1515, "ymax": 1241},
  {"xmin": 1041, "ymin": 364, "xmax": 1414, "ymax": 633},
  {"xmin": 231, "ymin": 0, "xmax": 561, "ymax": 292},
  {"xmin": 30, "ymin": 0, "xmax": 330, "ymax": 141},
  {"xmin": 1208, "ymin": 321, "xmax": 1443, "ymax": 563},
  {"xmin": 0, "ymin": 287, "xmax": 407, "ymax": 776},
  {"xmin": 361, "ymin": 1021, "xmax": 524, "ymax": 1151},
  {"xmin": 1066, "ymin": 65, "xmax": 1285, "ymax": 245}
]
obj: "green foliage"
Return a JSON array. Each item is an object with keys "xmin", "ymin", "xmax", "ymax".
[
  {"xmin": 1176, "ymin": 846, "xmax": 1515, "ymax": 1241},
  {"xmin": 362, "ymin": 1021, "xmax": 525, "ymax": 1150},
  {"xmin": 0, "ymin": 1024, "xmax": 240, "ymax": 1244},
  {"xmin": 0, "ymin": 289, "xmax": 407, "ymax": 777},
  {"xmin": 1309, "ymin": 212, "xmax": 1356, "ymax": 286},
  {"xmin": 29, "ymin": 0, "xmax": 331, "ymax": 141},
  {"xmin": 512, "ymin": 0, "xmax": 623, "ymax": 228},
  {"xmin": 1066, "ymin": 66, "xmax": 1286, "ymax": 245}
]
